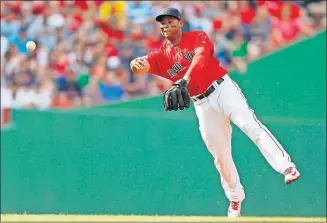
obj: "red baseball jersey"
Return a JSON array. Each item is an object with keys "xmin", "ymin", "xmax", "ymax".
[{"xmin": 146, "ymin": 30, "xmax": 227, "ymax": 96}]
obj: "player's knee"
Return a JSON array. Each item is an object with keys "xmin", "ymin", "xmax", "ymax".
[
  {"xmin": 242, "ymin": 123, "xmax": 251, "ymax": 135},
  {"xmin": 200, "ymin": 130, "xmax": 210, "ymax": 146},
  {"xmin": 214, "ymin": 158, "xmax": 220, "ymax": 169},
  {"xmin": 200, "ymin": 129, "xmax": 215, "ymax": 147},
  {"xmin": 233, "ymin": 116, "xmax": 252, "ymax": 133},
  {"xmin": 236, "ymin": 118, "xmax": 265, "ymax": 141},
  {"xmin": 247, "ymin": 127, "xmax": 268, "ymax": 146}
]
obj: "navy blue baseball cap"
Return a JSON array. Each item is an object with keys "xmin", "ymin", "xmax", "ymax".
[{"xmin": 155, "ymin": 7, "xmax": 182, "ymax": 22}]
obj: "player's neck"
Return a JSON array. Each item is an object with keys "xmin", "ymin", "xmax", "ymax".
[{"xmin": 166, "ymin": 32, "xmax": 183, "ymax": 46}]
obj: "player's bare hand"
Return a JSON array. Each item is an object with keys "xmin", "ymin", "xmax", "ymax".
[
  {"xmin": 130, "ymin": 56, "xmax": 150, "ymax": 75},
  {"xmin": 131, "ymin": 57, "xmax": 147, "ymax": 69}
]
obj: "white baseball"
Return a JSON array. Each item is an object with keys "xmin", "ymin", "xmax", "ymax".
[{"xmin": 26, "ymin": 41, "xmax": 36, "ymax": 51}]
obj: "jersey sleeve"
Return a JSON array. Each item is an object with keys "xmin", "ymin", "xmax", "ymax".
[
  {"xmin": 188, "ymin": 31, "xmax": 215, "ymax": 72},
  {"xmin": 145, "ymin": 50, "xmax": 162, "ymax": 75},
  {"xmin": 193, "ymin": 31, "xmax": 214, "ymax": 55}
]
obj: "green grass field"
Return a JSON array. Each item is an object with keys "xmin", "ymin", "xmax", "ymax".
[{"xmin": 1, "ymin": 214, "xmax": 326, "ymax": 222}]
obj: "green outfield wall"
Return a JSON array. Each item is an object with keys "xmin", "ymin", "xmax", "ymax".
[{"xmin": 1, "ymin": 31, "xmax": 326, "ymax": 217}]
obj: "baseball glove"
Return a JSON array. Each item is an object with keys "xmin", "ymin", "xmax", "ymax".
[{"xmin": 163, "ymin": 79, "xmax": 190, "ymax": 111}]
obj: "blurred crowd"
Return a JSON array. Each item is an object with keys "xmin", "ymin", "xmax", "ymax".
[{"xmin": 1, "ymin": 0, "xmax": 326, "ymax": 111}]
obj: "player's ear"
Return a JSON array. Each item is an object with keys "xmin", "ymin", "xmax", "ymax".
[{"xmin": 179, "ymin": 20, "xmax": 183, "ymax": 28}]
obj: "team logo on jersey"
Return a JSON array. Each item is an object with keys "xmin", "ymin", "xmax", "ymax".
[
  {"xmin": 167, "ymin": 62, "xmax": 183, "ymax": 77},
  {"xmin": 184, "ymin": 50, "xmax": 195, "ymax": 62},
  {"xmin": 167, "ymin": 50, "xmax": 195, "ymax": 77}
]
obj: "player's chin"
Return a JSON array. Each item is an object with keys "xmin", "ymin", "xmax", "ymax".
[{"xmin": 163, "ymin": 32, "xmax": 173, "ymax": 38}]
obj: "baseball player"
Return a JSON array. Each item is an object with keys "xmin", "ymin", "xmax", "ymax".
[{"xmin": 130, "ymin": 8, "xmax": 301, "ymax": 217}]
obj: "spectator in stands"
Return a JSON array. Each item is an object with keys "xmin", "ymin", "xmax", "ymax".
[
  {"xmin": 0, "ymin": 0, "xmax": 324, "ymax": 111},
  {"xmin": 247, "ymin": 6, "xmax": 273, "ymax": 60},
  {"xmin": 271, "ymin": 2, "xmax": 316, "ymax": 47},
  {"xmin": 188, "ymin": 6, "xmax": 213, "ymax": 35},
  {"xmin": 1, "ymin": 10, "xmax": 20, "ymax": 39},
  {"xmin": 54, "ymin": 68, "xmax": 85, "ymax": 108},
  {"xmin": 127, "ymin": 1, "xmax": 153, "ymax": 25},
  {"xmin": 9, "ymin": 27, "xmax": 31, "ymax": 55}
]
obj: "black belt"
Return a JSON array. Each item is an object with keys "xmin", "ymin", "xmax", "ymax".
[{"xmin": 192, "ymin": 78, "xmax": 224, "ymax": 101}]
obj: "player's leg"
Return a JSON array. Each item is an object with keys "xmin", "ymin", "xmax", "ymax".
[
  {"xmin": 193, "ymin": 96, "xmax": 245, "ymax": 217},
  {"xmin": 218, "ymin": 75, "xmax": 300, "ymax": 183}
]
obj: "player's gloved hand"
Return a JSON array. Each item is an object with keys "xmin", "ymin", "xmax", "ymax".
[{"xmin": 163, "ymin": 79, "xmax": 190, "ymax": 111}]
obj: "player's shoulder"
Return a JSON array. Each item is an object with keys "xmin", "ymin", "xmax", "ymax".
[{"xmin": 147, "ymin": 44, "xmax": 166, "ymax": 58}]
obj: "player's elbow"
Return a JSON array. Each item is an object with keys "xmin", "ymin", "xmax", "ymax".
[
  {"xmin": 194, "ymin": 52, "xmax": 210, "ymax": 70},
  {"xmin": 195, "ymin": 54, "xmax": 206, "ymax": 70}
]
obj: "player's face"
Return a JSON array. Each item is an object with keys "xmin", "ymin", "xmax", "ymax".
[{"xmin": 159, "ymin": 16, "xmax": 183, "ymax": 38}]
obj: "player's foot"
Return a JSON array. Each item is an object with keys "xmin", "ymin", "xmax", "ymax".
[
  {"xmin": 284, "ymin": 167, "xmax": 301, "ymax": 184},
  {"xmin": 227, "ymin": 201, "xmax": 241, "ymax": 217}
]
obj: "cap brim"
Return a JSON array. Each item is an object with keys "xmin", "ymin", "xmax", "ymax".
[{"xmin": 155, "ymin": 15, "xmax": 180, "ymax": 22}]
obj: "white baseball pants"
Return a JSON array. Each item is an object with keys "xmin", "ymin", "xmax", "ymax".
[{"xmin": 193, "ymin": 74, "xmax": 296, "ymax": 202}]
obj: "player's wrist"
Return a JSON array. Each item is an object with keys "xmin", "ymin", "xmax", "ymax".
[{"xmin": 183, "ymin": 73, "xmax": 191, "ymax": 83}]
